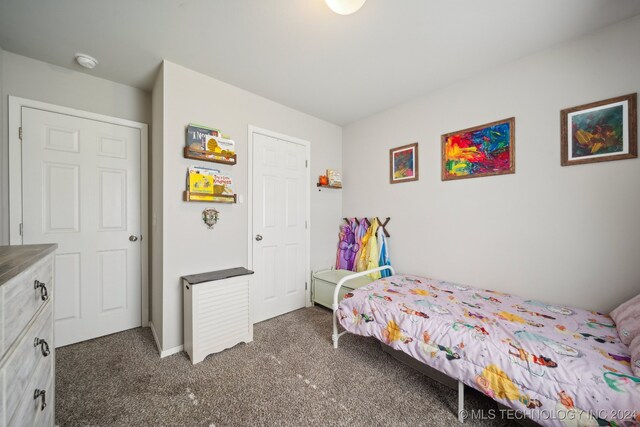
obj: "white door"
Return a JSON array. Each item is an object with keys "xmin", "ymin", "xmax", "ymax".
[
  {"xmin": 252, "ymin": 131, "xmax": 308, "ymax": 323},
  {"xmin": 21, "ymin": 107, "xmax": 142, "ymax": 347}
]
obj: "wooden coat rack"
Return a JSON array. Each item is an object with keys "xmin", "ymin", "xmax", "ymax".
[{"xmin": 342, "ymin": 217, "xmax": 391, "ymax": 238}]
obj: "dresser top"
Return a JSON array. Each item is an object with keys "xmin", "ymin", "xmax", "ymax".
[{"xmin": 0, "ymin": 244, "xmax": 57, "ymax": 287}]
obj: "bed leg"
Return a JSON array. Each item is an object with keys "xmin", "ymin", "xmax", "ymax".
[
  {"xmin": 332, "ymin": 305, "xmax": 339, "ymax": 349},
  {"xmin": 458, "ymin": 380, "xmax": 465, "ymax": 423}
]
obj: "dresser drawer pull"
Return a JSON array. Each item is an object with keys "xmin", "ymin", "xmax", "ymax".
[
  {"xmin": 33, "ymin": 389, "xmax": 47, "ymax": 411},
  {"xmin": 34, "ymin": 280, "xmax": 49, "ymax": 301},
  {"xmin": 34, "ymin": 337, "xmax": 51, "ymax": 357}
]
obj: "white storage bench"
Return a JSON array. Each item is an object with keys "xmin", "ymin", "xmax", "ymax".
[
  {"xmin": 183, "ymin": 267, "xmax": 254, "ymax": 364},
  {"xmin": 312, "ymin": 269, "xmax": 373, "ymax": 309}
]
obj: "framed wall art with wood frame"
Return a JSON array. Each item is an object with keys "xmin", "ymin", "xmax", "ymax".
[
  {"xmin": 560, "ymin": 93, "xmax": 637, "ymax": 166},
  {"xmin": 441, "ymin": 117, "xmax": 515, "ymax": 181},
  {"xmin": 389, "ymin": 142, "xmax": 419, "ymax": 184}
]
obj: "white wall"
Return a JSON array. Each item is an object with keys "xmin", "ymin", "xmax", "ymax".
[
  {"xmin": 150, "ymin": 65, "xmax": 164, "ymax": 346},
  {"xmin": 155, "ymin": 61, "xmax": 342, "ymax": 351},
  {"xmin": 0, "ymin": 51, "xmax": 151, "ymax": 244},
  {"xmin": 343, "ymin": 15, "xmax": 640, "ymax": 313}
]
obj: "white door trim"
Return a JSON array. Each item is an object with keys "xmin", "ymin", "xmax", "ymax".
[
  {"xmin": 8, "ymin": 95, "xmax": 150, "ymax": 327},
  {"xmin": 247, "ymin": 125, "xmax": 312, "ymax": 310}
]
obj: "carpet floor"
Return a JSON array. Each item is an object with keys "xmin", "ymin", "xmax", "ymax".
[{"xmin": 56, "ymin": 306, "xmax": 519, "ymax": 426}]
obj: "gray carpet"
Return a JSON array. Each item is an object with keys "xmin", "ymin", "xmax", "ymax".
[{"xmin": 56, "ymin": 306, "xmax": 519, "ymax": 426}]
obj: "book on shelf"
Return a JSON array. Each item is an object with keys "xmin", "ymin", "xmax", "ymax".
[
  {"xmin": 185, "ymin": 123, "xmax": 235, "ymax": 161},
  {"xmin": 203, "ymin": 134, "xmax": 235, "ymax": 158},
  {"xmin": 188, "ymin": 166, "xmax": 216, "ymax": 195},
  {"xmin": 327, "ymin": 169, "xmax": 342, "ymax": 187},
  {"xmin": 187, "ymin": 166, "xmax": 234, "ymax": 197},
  {"xmin": 186, "ymin": 124, "xmax": 221, "ymax": 150}
]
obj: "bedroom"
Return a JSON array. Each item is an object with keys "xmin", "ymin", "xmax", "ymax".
[{"xmin": 0, "ymin": 0, "xmax": 638, "ymax": 426}]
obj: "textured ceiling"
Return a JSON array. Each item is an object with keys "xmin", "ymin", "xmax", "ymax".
[{"xmin": 1, "ymin": 0, "xmax": 639, "ymax": 125}]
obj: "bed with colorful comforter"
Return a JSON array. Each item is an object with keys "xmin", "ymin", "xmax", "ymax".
[{"xmin": 337, "ymin": 275, "xmax": 640, "ymax": 426}]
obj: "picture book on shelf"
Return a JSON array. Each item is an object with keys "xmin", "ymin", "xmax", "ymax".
[
  {"xmin": 186, "ymin": 124, "xmax": 221, "ymax": 150},
  {"xmin": 203, "ymin": 134, "xmax": 235, "ymax": 157},
  {"xmin": 188, "ymin": 166, "xmax": 216, "ymax": 194},
  {"xmin": 187, "ymin": 166, "xmax": 234, "ymax": 198},
  {"xmin": 327, "ymin": 169, "xmax": 342, "ymax": 187}
]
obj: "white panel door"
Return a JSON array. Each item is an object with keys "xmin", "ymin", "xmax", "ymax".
[
  {"xmin": 252, "ymin": 133, "xmax": 307, "ymax": 323},
  {"xmin": 21, "ymin": 107, "xmax": 142, "ymax": 347}
]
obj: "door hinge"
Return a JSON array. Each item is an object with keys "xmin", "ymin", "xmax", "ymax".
[
  {"xmin": 305, "ymin": 220, "xmax": 308, "ymax": 229},
  {"xmin": 19, "ymin": 127, "xmax": 23, "ymax": 141},
  {"xmin": 19, "ymin": 223, "xmax": 23, "ymax": 236},
  {"xmin": 305, "ymin": 282, "xmax": 308, "ymax": 290},
  {"xmin": 305, "ymin": 159, "xmax": 308, "ymax": 168}
]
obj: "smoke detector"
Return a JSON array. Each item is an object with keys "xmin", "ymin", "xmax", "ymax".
[{"xmin": 74, "ymin": 53, "xmax": 98, "ymax": 69}]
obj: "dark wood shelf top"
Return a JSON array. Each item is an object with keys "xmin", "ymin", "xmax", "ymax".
[
  {"xmin": 316, "ymin": 184, "xmax": 342, "ymax": 189},
  {"xmin": 183, "ymin": 146, "xmax": 237, "ymax": 165},
  {"xmin": 182, "ymin": 267, "xmax": 254, "ymax": 285}
]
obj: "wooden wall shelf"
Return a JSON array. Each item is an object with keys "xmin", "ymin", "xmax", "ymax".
[
  {"xmin": 184, "ymin": 147, "xmax": 237, "ymax": 165},
  {"xmin": 317, "ymin": 184, "xmax": 342, "ymax": 190},
  {"xmin": 183, "ymin": 191, "xmax": 237, "ymax": 203}
]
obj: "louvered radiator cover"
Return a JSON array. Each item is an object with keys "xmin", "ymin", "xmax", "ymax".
[{"xmin": 183, "ymin": 274, "xmax": 253, "ymax": 364}]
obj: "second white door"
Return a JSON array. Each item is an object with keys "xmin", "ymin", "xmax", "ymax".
[
  {"xmin": 21, "ymin": 107, "xmax": 142, "ymax": 347},
  {"xmin": 252, "ymin": 131, "xmax": 308, "ymax": 323}
]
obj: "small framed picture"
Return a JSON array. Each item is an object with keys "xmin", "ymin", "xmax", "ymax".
[
  {"xmin": 561, "ymin": 93, "xmax": 637, "ymax": 166},
  {"xmin": 389, "ymin": 143, "xmax": 419, "ymax": 184},
  {"xmin": 441, "ymin": 118, "xmax": 515, "ymax": 181}
]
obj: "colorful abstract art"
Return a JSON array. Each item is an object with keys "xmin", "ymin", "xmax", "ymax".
[
  {"xmin": 561, "ymin": 93, "xmax": 637, "ymax": 166},
  {"xmin": 441, "ymin": 118, "xmax": 515, "ymax": 181},
  {"xmin": 389, "ymin": 143, "xmax": 418, "ymax": 184}
]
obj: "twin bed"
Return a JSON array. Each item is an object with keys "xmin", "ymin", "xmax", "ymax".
[{"xmin": 332, "ymin": 266, "xmax": 640, "ymax": 426}]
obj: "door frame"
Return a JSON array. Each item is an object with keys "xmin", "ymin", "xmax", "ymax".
[
  {"xmin": 8, "ymin": 95, "xmax": 150, "ymax": 327},
  {"xmin": 247, "ymin": 125, "xmax": 312, "ymax": 311}
]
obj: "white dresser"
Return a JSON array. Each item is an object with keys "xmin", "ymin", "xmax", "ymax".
[
  {"xmin": 183, "ymin": 267, "xmax": 254, "ymax": 364},
  {"xmin": 0, "ymin": 244, "xmax": 57, "ymax": 427}
]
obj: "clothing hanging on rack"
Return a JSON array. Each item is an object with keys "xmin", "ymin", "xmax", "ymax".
[
  {"xmin": 335, "ymin": 221, "xmax": 358, "ymax": 271},
  {"xmin": 363, "ymin": 218, "xmax": 381, "ymax": 279},
  {"xmin": 377, "ymin": 225, "xmax": 391, "ymax": 278},
  {"xmin": 353, "ymin": 218, "xmax": 369, "ymax": 272}
]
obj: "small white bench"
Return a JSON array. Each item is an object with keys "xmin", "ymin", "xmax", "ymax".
[{"xmin": 312, "ymin": 269, "xmax": 373, "ymax": 309}]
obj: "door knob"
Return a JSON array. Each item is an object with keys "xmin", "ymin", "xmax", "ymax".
[
  {"xmin": 129, "ymin": 235, "xmax": 139, "ymax": 242},
  {"xmin": 255, "ymin": 234, "xmax": 263, "ymax": 241}
]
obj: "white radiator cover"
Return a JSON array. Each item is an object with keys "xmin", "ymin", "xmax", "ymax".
[{"xmin": 183, "ymin": 275, "xmax": 253, "ymax": 364}]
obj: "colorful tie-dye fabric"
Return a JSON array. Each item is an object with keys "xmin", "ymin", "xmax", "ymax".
[{"xmin": 337, "ymin": 275, "xmax": 640, "ymax": 426}]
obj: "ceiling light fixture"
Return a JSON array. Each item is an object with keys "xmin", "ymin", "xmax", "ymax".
[
  {"xmin": 74, "ymin": 53, "xmax": 98, "ymax": 69},
  {"xmin": 325, "ymin": 0, "xmax": 366, "ymax": 15}
]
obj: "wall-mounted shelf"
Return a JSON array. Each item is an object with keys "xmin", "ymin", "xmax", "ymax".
[
  {"xmin": 184, "ymin": 147, "xmax": 237, "ymax": 166},
  {"xmin": 317, "ymin": 184, "xmax": 342, "ymax": 191},
  {"xmin": 183, "ymin": 191, "xmax": 237, "ymax": 203}
]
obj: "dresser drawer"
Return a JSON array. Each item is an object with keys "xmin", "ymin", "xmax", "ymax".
[
  {"xmin": 2, "ymin": 255, "xmax": 53, "ymax": 356},
  {"xmin": 8, "ymin": 353, "xmax": 53, "ymax": 427},
  {"xmin": 2, "ymin": 302, "xmax": 53, "ymax": 423}
]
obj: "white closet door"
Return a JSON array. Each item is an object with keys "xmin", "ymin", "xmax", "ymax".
[
  {"xmin": 252, "ymin": 132, "xmax": 307, "ymax": 323},
  {"xmin": 21, "ymin": 107, "xmax": 142, "ymax": 347}
]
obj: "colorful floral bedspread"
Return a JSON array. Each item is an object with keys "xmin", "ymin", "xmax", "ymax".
[{"xmin": 337, "ymin": 275, "xmax": 640, "ymax": 426}]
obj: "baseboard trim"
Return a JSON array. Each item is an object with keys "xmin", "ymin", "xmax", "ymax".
[
  {"xmin": 161, "ymin": 344, "xmax": 184, "ymax": 358},
  {"xmin": 149, "ymin": 321, "xmax": 162, "ymax": 355},
  {"xmin": 148, "ymin": 322, "xmax": 184, "ymax": 358}
]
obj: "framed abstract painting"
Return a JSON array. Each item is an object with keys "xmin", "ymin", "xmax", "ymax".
[
  {"xmin": 560, "ymin": 93, "xmax": 637, "ymax": 166},
  {"xmin": 389, "ymin": 142, "xmax": 419, "ymax": 184},
  {"xmin": 441, "ymin": 117, "xmax": 515, "ymax": 181}
]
